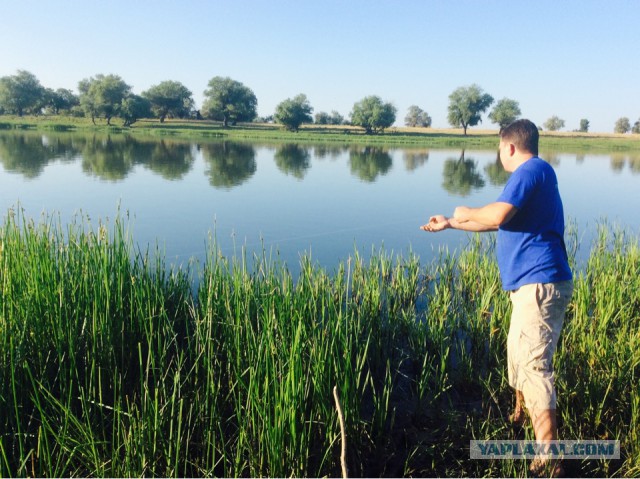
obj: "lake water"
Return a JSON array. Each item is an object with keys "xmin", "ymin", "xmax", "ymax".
[{"xmin": 1, "ymin": 130, "xmax": 639, "ymax": 277}]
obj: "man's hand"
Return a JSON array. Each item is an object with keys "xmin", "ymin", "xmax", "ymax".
[
  {"xmin": 420, "ymin": 215, "xmax": 450, "ymax": 232},
  {"xmin": 453, "ymin": 206, "xmax": 472, "ymax": 223}
]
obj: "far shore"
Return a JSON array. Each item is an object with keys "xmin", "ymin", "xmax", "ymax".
[{"xmin": 2, "ymin": 115, "xmax": 640, "ymax": 150}]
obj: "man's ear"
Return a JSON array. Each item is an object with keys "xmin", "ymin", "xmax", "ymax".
[{"xmin": 508, "ymin": 143, "xmax": 516, "ymax": 156}]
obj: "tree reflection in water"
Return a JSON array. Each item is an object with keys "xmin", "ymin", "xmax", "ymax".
[
  {"xmin": 274, "ymin": 144, "xmax": 311, "ymax": 179},
  {"xmin": 201, "ymin": 141, "xmax": 257, "ymax": 188},
  {"xmin": 348, "ymin": 146, "xmax": 392, "ymax": 182},
  {"xmin": 441, "ymin": 150, "xmax": 485, "ymax": 196}
]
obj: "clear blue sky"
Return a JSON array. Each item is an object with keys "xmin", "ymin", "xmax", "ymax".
[{"xmin": 2, "ymin": 0, "xmax": 638, "ymax": 133}]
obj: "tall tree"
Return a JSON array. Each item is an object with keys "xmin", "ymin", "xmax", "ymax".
[
  {"xmin": 0, "ymin": 70, "xmax": 46, "ymax": 116},
  {"xmin": 404, "ymin": 105, "xmax": 432, "ymax": 127},
  {"xmin": 614, "ymin": 117, "xmax": 630, "ymax": 134},
  {"xmin": 632, "ymin": 119, "xmax": 640, "ymax": 134},
  {"xmin": 488, "ymin": 98, "xmax": 521, "ymax": 129},
  {"xmin": 202, "ymin": 77, "xmax": 257, "ymax": 127},
  {"xmin": 579, "ymin": 119, "xmax": 590, "ymax": 133},
  {"xmin": 78, "ymin": 74, "xmax": 132, "ymax": 125},
  {"xmin": 274, "ymin": 94, "xmax": 313, "ymax": 132},
  {"xmin": 120, "ymin": 95, "xmax": 151, "ymax": 127},
  {"xmin": 543, "ymin": 116, "xmax": 565, "ymax": 131},
  {"xmin": 142, "ymin": 80, "xmax": 194, "ymax": 122},
  {"xmin": 350, "ymin": 96, "xmax": 396, "ymax": 134},
  {"xmin": 447, "ymin": 84, "xmax": 493, "ymax": 135}
]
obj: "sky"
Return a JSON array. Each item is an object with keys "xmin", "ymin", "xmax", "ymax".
[{"xmin": 1, "ymin": 0, "xmax": 639, "ymax": 133}]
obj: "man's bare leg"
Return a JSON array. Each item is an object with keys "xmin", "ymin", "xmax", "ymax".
[
  {"xmin": 529, "ymin": 409, "xmax": 564, "ymax": 477},
  {"xmin": 509, "ymin": 389, "xmax": 526, "ymax": 424}
]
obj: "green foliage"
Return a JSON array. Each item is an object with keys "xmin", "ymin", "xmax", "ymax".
[
  {"xmin": 488, "ymin": 98, "xmax": 521, "ymax": 129},
  {"xmin": 633, "ymin": 119, "xmax": 640, "ymax": 134},
  {"xmin": 142, "ymin": 80, "xmax": 194, "ymax": 122},
  {"xmin": 544, "ymin": 115, "xmax": 565, "ymax": 132},
  {"xmin": 202, "ymin": 76, "xmax": 257, "ymax": 127},
  {"xmin": 404, "ymin": 105, "xmax": 432, "ymax": 127},
  {"xmin": 78, "ymin": 74, "xmax": 132, "ymax": 125},
  {"xmin": 45, "ymin": 88, "xmax": 79, "ymax": 115},
  {"xmin": 120, "ymin": 95, "xmax": 151, "ymax": 127},
  {"xmin": 314, "ymin": 110, "xmax": 344, "ymax": 125},
  {"xmin": 350, "ymin": 95, "xmax": 396, "ymax": 134},
  {"xmin": 0, "ymin": 70, "xmax": 46, "ymax": 116},
  {"xmin": 579, "ymin": 118, "xmax": 590, "ymax": 133},
  {"xmin": 274, "ymin": 94, "xmax": 314, "ymax": 132},
  {"xmin": 614, "ymin": 117, "xmax": 631, "ymax": 134},
  {"xmin": 447, "ymin": 84, "xmax": 493, "ymax": 135}
]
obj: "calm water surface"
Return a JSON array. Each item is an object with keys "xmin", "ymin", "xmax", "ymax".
[{"xmin": 1, "ymin": 130, "xmax": 639, "ymax": 276}]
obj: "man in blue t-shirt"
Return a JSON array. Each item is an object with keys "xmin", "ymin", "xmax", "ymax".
[{"xmin": 421, "ymin": 119, "xmax": 572, "ymax": 476}]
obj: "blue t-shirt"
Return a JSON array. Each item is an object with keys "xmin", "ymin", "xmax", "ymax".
[{"xmin": 496, "ymin": 157, "xmax": 572, "ymax": 290}]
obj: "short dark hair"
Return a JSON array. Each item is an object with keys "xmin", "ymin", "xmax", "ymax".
[{"xmin": 500, "ymin": 119, "xmax": 539, "ymax": 155}]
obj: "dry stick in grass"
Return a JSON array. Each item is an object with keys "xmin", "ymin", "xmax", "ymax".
[{"xmin": 333, "ymin": 385, "xmax": 348, "ymax": 478}]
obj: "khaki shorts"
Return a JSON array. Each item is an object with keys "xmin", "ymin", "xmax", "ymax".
[{"xmin": 507, "ymin": 280, "xmax": 573, "ymax": 411}]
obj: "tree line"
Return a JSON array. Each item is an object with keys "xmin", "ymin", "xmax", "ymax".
[{"xmin": 1, "ymin": 70, "xmax": 639, "ymax": 135}]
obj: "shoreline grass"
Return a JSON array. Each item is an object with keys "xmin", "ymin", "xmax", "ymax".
[
  {"xmin": 0, "ymin": 210, "xmax": 638, "ymax": 477},
  {"xmin": 2, "ymin": 115, "xmax": 640, "ymax": 150}
]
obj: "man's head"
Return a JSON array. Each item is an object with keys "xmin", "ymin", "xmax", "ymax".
[
  {"xmin": 498, "ymin": 119, "xmax": 539, "ymax": 171},
  {"xmin": 499, "ymin": 119, "xmax": 539, "ymax": 156}
]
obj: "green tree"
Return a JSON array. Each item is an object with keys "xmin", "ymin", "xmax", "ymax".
[
  {"xmin": 329, "ymin": 110, "xmax": 344, "ymax": 125},
  {"xmin": 78, "ymin": 74, "xmax": 132, "ymax": 125},
  {"xmin": 46, "ymin": 88, "xmax": 79, "ymax": 114},
  {"xmin": 274, "ymin": 94, "xmax": 314, "ymax": 132},
  {"xmin": 350, "ymin": 96, "xmax": 396, "ymax": 134},
  {"xmin": 488, "ymin": 98, "xmax": 521, "ymax": 129},
  {"xmin": 404, "ymin": 105, "xmax": 432, "ymax": 127},
  {"xmin": 315, "ymin": 111, "xmax": 330, "ymax": 124},
  {"xmin": 202, "ymin": 76, "xmax": 257, "ymax": 127},
  {"xmin": 632, "ymin": 119, "xmax": 640, "ymax": 134},
  {"xmin": 614, "ymin": 117, "xmax": 630, "ymax": 134},
  {"xmin": 0, "ymin": 70, "xmax": 46, "ymax": 116},
  {"xmin": 447, "ymin": 84, "xmax": 493, "ymax": 135},
  {"xmin": 543, "ymin": 116, "xmax": 565, "ymax": 131},
  {"xmin": 121, "ymin": 94, "xmax": 151, "ymax": 127},
  {"xmin": 142, "ymin": 80, "xmax": 194, "ymax": 122},
  {"xmin": 578, "ymin": 119, "xmax": 590, "ymax": 133}
]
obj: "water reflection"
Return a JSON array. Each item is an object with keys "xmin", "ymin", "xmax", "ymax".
[
  {"xmin": 0, "ymin": 131, "xmax": 65, "ymax": 178},
  {"xmin": 348, "ymin": 146, "xmax": 392, "ymax": 182},
  {"xmin": 610, "ymin": 152, "xmax": 640, "ymax": 174},
  {"xmin": 80, "ymin": 136, "xmax": 138, "ymax": 181},
  {"xmin": 441, "ymin": 150, "xmax": 485, "ymax": 196},
  {"xmin": 313, "ymin": 144, "xmax": 348, "ymax": 160},
  {"xmin": 403, "ymin": 149, "xmax": 430, "ymax": 171},
  {"xmin": 201, "ymin": 141, "xmax": 256, "ymax": 188},
  {"xmin": 484, "ymin": 151, "xmax": 510, "ymax": 186},
  {"xmin": 1, "ymin": 130, "xmax": 640, "ymax": 188},
  {"xmin": 274, "ymin": 144, "xmax": 311, "ymax": 179},
  {"xmin": 142, "ymin": 141, "xmax": 194, "ymax": 180}
]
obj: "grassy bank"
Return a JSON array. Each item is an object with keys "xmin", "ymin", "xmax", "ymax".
[
  {"xmin": 0, "ymin": 210, "xmax": 639, "ymax": 477},
  {"xmin": 2, "ymin": 115, "xmax": 640, "ymax": 151}
]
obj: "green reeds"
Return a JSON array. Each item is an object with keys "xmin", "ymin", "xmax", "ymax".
[{"xmin": 0, "ymin": 210, "xmax": 638, "ymax": 477}]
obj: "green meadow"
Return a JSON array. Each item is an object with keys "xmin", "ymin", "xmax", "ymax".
[
  {"xmin": 2, "ymin": 115, "xmax": 640, "ymax": 151},
  {"xmin": 0, "ymin": 209, "xmax": 638, "ymax": 477}
]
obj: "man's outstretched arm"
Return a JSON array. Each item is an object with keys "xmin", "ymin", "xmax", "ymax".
[
  {"xmin": 421, "ymin": 202, "xmax": 517, "ymax": 233},
  {"xmin": 420, "ymin": 214, "xmax": 498, "ymax": 233},
  {"xmin": 453, "ymin": 202, "xmax": 517, "ymax": 228}
]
